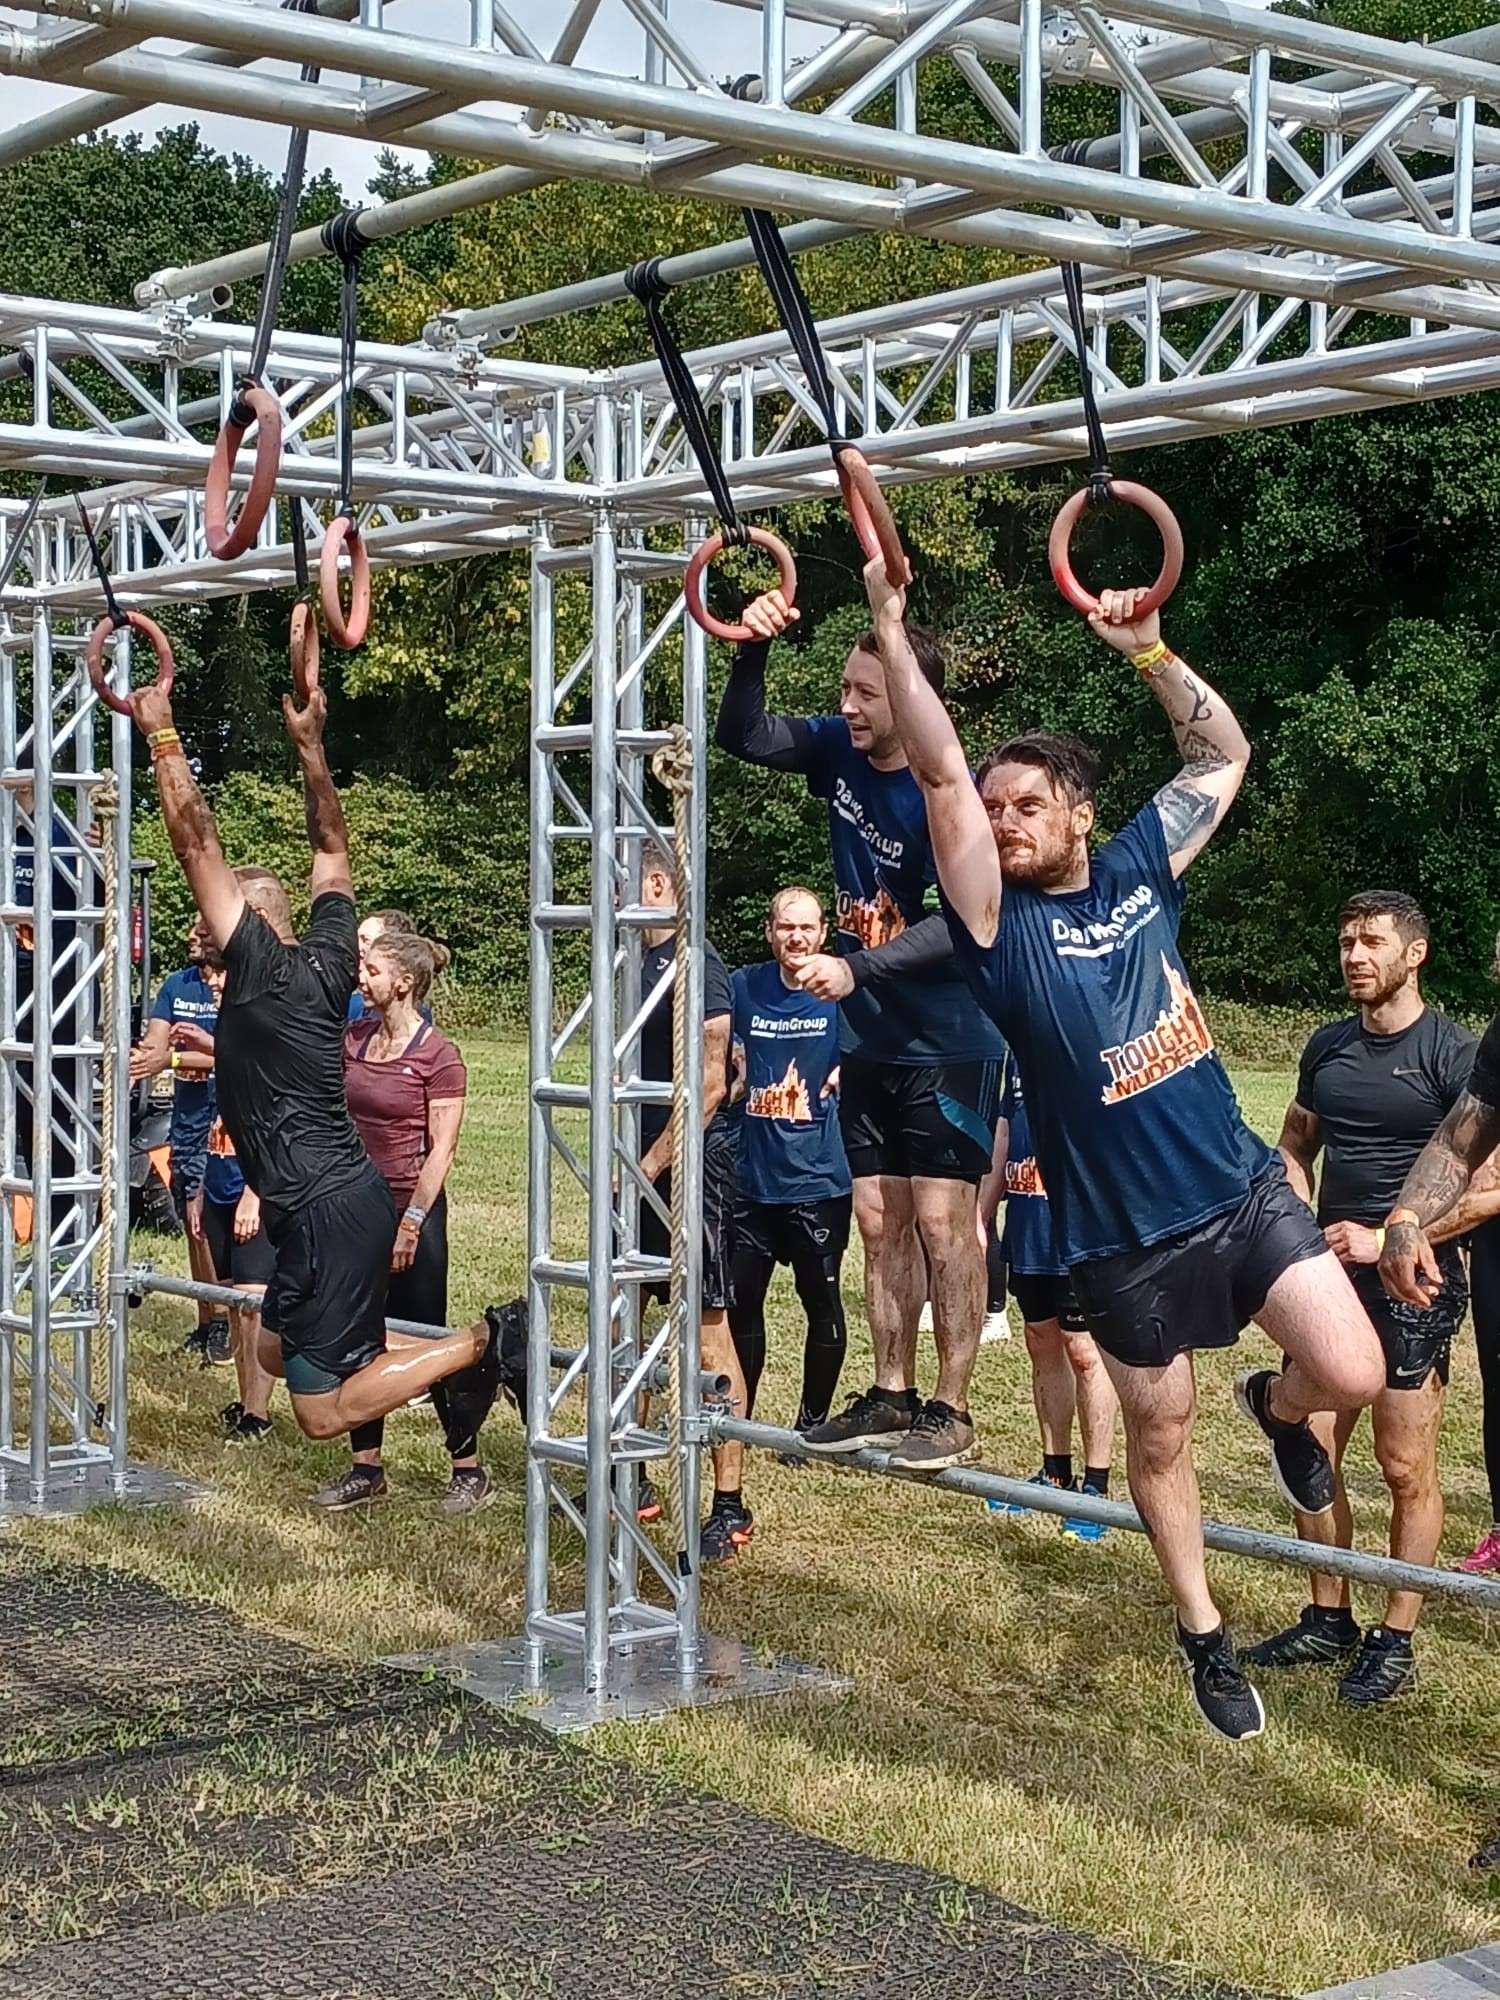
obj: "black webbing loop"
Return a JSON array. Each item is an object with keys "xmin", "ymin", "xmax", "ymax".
[
  {"xmin": 74, "ymin": 498, "xmax": 128, "ymax": 632},
  {"xmin": 1060, "ymin": 262, "xmax": 1113, "ymax": 506},
  {"xmin": 237, "ymin": 0, "xmax": 324, "ymax": 412},
  {"xmin": 291, "ymin": 496, "xmax": 311, "ymax": 598},
  {"xmin": 624, "ymin": 259, "xmax": 747, "ymax": 543},
  {"xmin": 741, "ymin": 207, "xmax": 850, "ymax": 462},
  {"xmin": 323, "ymin": 207, "xmax": 368, "ymax": 522}
]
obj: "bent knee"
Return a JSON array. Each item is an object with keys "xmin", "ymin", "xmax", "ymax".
[{"xmin": 292, "ymin": 1395, "xmax": 344, "ymax": 1441}]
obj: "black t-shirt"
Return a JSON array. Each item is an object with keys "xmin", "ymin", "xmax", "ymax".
[
  {"xmin": 640, "ymin": 936, "xmax": 735, "ymax": 1157},
  {"xmin": 1296, "ymin": 1008, "xmax": 1476, "ymax": 1224},
  {"xmin": 215, "ymin": 891, "xmax": 375, "ymax": 1215},
  {"xmin": 1471, "ymin": 1013, "xmax": 1500, "ymax": 1109}
]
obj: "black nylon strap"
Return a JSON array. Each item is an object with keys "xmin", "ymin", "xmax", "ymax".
[
  {"xmin": 74, "ymin": 498, "xmax": 128, "ymax": 631},
  {"xmin": 741, "ymin": 207, "xmax": 849, "ymax": 460},
  {"xmin": 624, "ymin": 259, "xmax": 745, "ymax": 541},
  {"xmin": 291, "ymin": 496, "xmax": 311, "ymax": 597},
  {"xmin": 1060, "ymin": 262, "xmax": 1113, "ymax": 504},
  {"xmin": 236, "ymin": 0, "xmax": 323, "ymax": 415},
  {"xmin": 323, "ymin": 208, "xmax": 367, "ymax": 521}
]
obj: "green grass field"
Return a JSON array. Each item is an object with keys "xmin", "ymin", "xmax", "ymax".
[{"xmin": 20, "ymin": 1041, "xmax": 1500, "ymax": 1997}]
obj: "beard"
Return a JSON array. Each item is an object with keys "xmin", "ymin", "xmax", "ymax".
[
  {"xmin": 999, "ymin": 840, "xmax": 1074, "ymax": 890},
  {"xmin": 1349, "ymin": 963, "xmax": 1414, "ymax": 1008}
]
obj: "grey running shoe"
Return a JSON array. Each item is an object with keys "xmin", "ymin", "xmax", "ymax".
[
  {"xmin": 1242, "ymin": 1605, "xmax": 1361, "ymax": 1669},
  {"xmin": 801, "ymin": 1386, "xmax": 918, "ymax": 1455},
  {"xmin": 440, "ymin": 1468, "xmax": 496, "ymax": 1516},
  {"xmin": 1338, "ymin": 1627, "xmax": 1417, "ymax": 1706},
  {"xmin": 886, "ymin": 1398, "xmax": 979, "ymax": 1473},
  {"xmin": 311, "ymin": 1466, "xmax": 388, "ymax": 1511},
  {"xmin": 1234, "ymin": 1369, "xmax": 1336, "ymax": 1516},
  {"xmin": 204, "ymin": 1316, "xmax": 233, "ymax": 1367},
  {"xmin": 1179, "ymin": 1624, "xmax": 1265, "ymax": 1742}
]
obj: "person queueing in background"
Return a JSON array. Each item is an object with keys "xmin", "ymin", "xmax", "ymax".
[
  {"xmin": 980, "ymin": 1060, "xmax": 1119, "ymax": 1543},
  {"xmin": 717, "ymin": 599, "xmax": 1005, "ymax": 1474},
  {"xmin": 349, "ymin": 909, "xmax": 420, "ymax": 1023},
  {"xmin": 871, "ymin": 556, "xmax": 1383, "ymax": 1742},
  {"xmin": 126, "ymin": 673, "xmax": 509, "ymax": 1474},
  {"xmin": 729, "ymin": 888, "xmax": 852, "ymax": 1478},
  {"xmin": 1255, "ymin": 891, "xmax": 1491, "ymax": 1702},
  {"xmin": 317, "ymin": 929, "xmax": 491, "ymax": 1515},
  {"xmin": 195, "ymin": 952, "xmax": 280, "ymax": 1443},
  {"xmin": 131, "ymin": 918, "xmax": 225, "ymax": 1360}
]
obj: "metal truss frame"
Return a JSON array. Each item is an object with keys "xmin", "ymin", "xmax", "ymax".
[{"xmin": 0, "ymin": 0, "xmax": 1496, "ymax": 1682}]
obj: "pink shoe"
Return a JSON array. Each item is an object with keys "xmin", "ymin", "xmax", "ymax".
[{"xmin": 1458, "ymin": 1527, "xmax": 1500, "ymax": 1575}]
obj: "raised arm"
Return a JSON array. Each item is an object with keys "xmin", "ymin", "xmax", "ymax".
[
  {"xmin": 796, "ymin": 910, "xmax": 955, "ymax": 1002},
  {"xmin": 862, "ymin": 557, "xmax": 1000, "ymax": 947},
  {"xmin": 1379, "ymin": 1087, "xmax": 1500, "ymax": 1303},
  {"xmin": 1088, "ymin": 589, "xmax": 1250, "ymax": 880},
  {"xmin": 282, "ymin": 685, "xmax": 352, "ymax": 903},
  {"xmin": 129, "ymin": 683, "xmax": 245, "ymax": 950},
  {"xmin": 712, "ymin": 593, "xmax": 818, "ymax": 773},
  {"xmin": 1277, "ymin": 1098, "xmax": 1322, "ymax": 1209}
]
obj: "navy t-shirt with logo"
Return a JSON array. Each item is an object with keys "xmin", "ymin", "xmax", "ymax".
[
  {"xmin": 731, "ymin": 961, "xmax": 850, "ymax": 1206},
  {"xmin": 998, "ymin": 1065, "xmax": 1066, "ymax": 1278},
  {"xmin": 945, "ymin": 805, "xmax": 1269, "ymax": 1267},
  {"xmin": 150, "ymin": 964, "xmax": 218, "ymax": 1155},
  {"xmin": 802, "ymin": 715, "xmax": 1004, "ymax": 1068}
]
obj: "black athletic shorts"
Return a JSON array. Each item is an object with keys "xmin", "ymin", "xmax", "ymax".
[
  {"xmin": 839, "ymin": 1052, "xmax": 1001, "ymax": 1184},
  {"xmin": 201, "ymin": 1195, "xmax": 277, "ymax": 1290},
  {"xmin": 1069, "ymin": 1159, "xmax": 1327, "ymax": 1370},
  {"xmin": 260, "ymin": 1173, "xmax": 396, "ymax": 1396},
  {"xmin": 640, "ymin": 1139, "xmax": 736, "ymax": 1312},
  {"xmin": 1010, "ymin": 1270, "xmax": 1088, "ymax": 1334},
  {"xmin": 1348, "ymin": 1250, "xmax": 1465, "ymax": 1392},
  {"xmin": 733, "ymin": 1192, "xmax": 851, "ymax": 1282}
]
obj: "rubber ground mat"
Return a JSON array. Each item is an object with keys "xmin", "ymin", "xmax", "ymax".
[{"xmin": 0, "ymin": 1547, "xmax": 1260, "ymax": 2000}]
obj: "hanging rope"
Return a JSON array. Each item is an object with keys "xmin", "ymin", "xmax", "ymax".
[
  {"xmin": 91, "ymin": 767, "xmax": 120, "ymax": 1425},
  {"xmin": 649, "ymin": 728, "xmax": 696, "ymax": 1579},
  {"xmin": 204, "ymin": 0, "xmax": 323, "ymax": 560},
  {"xmin": 624, "ymin": 258, "xmax": 796, "ymax": 646},
  {"xmin": 319, "ymin": 208, "xmax": 372, "ymax": 651},
  {"xmin": 76, "ymin": 501, "xmax": 174, "ymax": 717},
  {"xmin": 1046, "ymin": 263, "xmax": 1184, "ymax": 618}
]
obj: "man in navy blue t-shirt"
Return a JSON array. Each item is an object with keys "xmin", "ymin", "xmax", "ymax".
[
  {"xmin": 729, "ymin": 886, "xmax": 852, "ymax": 1469},
  {"xmin": 717, "ymin": 602, "xmax": 1005, "ymax": 1476},
  {"xmin": 869, "ymin": 555, "xmax": 1383, "ymax": 1742}
]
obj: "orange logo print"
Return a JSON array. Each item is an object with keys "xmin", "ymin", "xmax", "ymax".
[
  {"xmin": 836, "ymin": 886, "xmax": 906, "ymax": 950},
  {"xmin": 748, "ymin": 1059, "xmax": 813, "ymax": 1123},
  {"xmin": 1100, "ymin": 956, "xmax": 1215, "ymax": 1105},
  {"xmin": 1004, "ymin": 1156, "xmax": 1046, "ymax": 1197}
]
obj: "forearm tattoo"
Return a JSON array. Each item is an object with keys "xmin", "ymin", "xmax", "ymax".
[
  {"xmin": 1154, "ymin": 762, "xmax": 1221, "ymax": 856},
  {"xmin": 1396, "ymin": 1090, "xmax": 1500, "ymax": 1225}
]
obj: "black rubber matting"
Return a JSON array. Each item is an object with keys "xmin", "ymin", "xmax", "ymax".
[{"xmin": 0, "ymin": 1546, "xmax": 1261, "ymax": 2000}]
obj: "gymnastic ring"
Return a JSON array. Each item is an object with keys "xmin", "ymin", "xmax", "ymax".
[
  {"xmin": 1048, "ymin": 479, "xmax": 1183, "ymax": 619},
  {"xmin": 289, "ymin": 599, "xmax": 320, "ymax": 700},
  {"xmin": 204, "ymin": 383, "xmax": 282, "ymax": 561},
  {"xmin": 86, "ymin": 611, "xmax": 175, "ymax": 719},
  {"xmin": 682, "ymin": 527, "xmax": 797, "ymax": 645},
  {"xmin": 319, "ymin": 513, "xmax": 370, "ymax": 650},
  {"xmin": 835, "ymin": 446, "xmax": 909, "ymax": 587}
]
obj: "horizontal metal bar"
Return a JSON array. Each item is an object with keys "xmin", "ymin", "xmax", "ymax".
[
  {"xmin": 533, "ymin": 1079, "xmax": 670, "ymax": 1109},
  {"xmin": 707, "ymin": 1416, "xmax": 1500, "ymax": 1612},
  {"xmin": 530, "ymin": 1427, "xmax": 666, "ymax": 1467}
]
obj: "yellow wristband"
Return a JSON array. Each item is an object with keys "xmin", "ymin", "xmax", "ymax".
[
  {"xmin": 169, "ymin": 1051, "xmax": 181, "ymax": 1073},
  {"xmin": 1374, "ymin": 1226, "xmax": 1386, "ymax": 1253},
  {"xmin": 146, "ymin": 728, "xmax": 179, "ymax": 749},
  {"xmin": 1129, "ymin": 639, "xmax": 1170, "ymax": 672}
]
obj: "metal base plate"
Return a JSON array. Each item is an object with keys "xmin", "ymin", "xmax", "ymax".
[
  {"xmin": 0, "ymin": 1458, "xmax": 208, "ymax": 1519},
  {"xmin": 383, "ymin": 1628, "xmax": 852, "ymax": 1734}
]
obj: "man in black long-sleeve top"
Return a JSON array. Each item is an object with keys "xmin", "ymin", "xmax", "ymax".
[{"xmin": 714, "ymin": 588, "xmax": 1005, "ymax": 1470}]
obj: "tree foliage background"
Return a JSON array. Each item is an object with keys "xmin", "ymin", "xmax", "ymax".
[{"xmin": 5, "ymin": 0, "xmax": 1498, "ymax": 1018}]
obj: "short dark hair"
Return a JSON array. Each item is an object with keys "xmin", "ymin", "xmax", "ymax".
[
  {"xmin": 975, "ymin": 731, "xmax": 1101, "ymax": 808},
  {"xmin": 853, "ymin": 623, "xmax": 946, "ymax": 694},
  {"xmin": 1337, "ymin": 890, "xmax": 1430, "ymax": 948}
]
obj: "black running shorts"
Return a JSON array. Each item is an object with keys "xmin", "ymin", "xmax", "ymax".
[
  {"xmin": 1009, "ymin": 1270, "xmax": 1088, "ymax": 1334},
  {"xmin": 640, "ymin": 1138, "xmax": 736, "ymax": 1312},
  {"xmin": 1347, "ymin": 1251, "xmax": 1464, "ymax": 1392},
  {"xmin": 732, "ymin": 1192, "xmax": 852, "ymax": 1280},
  {"xmin": 201, "ymin": 1196, "xmax": 277, "ymax": 1290},
  {"xmin": 261, "ymin": 1174, "xmax": 396, "ymax": 1396},
  {"xmin": 1069, "ymin": 1159, "xmax": 1327, "ymax": 1370},
  {"xmin": 838, "ymin": 1052, "xmax": 1001, "ymax": 1184}
]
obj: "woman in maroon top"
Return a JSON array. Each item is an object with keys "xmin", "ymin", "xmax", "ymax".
[{"xmin": 321, "ymin": 930, "xmax": 486, "ymax": 1513}]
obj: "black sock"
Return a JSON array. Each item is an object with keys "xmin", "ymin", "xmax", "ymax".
[
  {"xmin": 450, "ymin": 1464, "xmax": 484, "ymax": 1482},
  {"xmin": 1082, "ymin": 1465, "xmax": 1110, "ymax": 1495},
  {"xmin": 350, "ymin": 1419, "xmax": 384, "ymax": 1456},
  {"xmin": 1178, "ymin": 1620, "xmax": 1225, "ymax": 1653},
  {"xmin": 1043, "ymin": 1452, "xmax": 1073, "ymax": 1486},
  {"xmin": 1309, "ymin": 1604, "xmax": 1358, "ymax": 1631},
  {"xmin": 712, "ymin": 1486, "xmax": 743, "ymax": 1513},
  {"xmin": 880, "ymin": 1385, "xmax": 920, "ymax": 1412},
  {"xmin": 349, "ymin": 1461, "xmax": 383, "ymax": 1484},
  {"xmin": 1373, "ymin": 1624, "xmax": 1413, "ymax": 1649}
]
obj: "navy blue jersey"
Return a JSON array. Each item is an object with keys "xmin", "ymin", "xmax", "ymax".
[
  {"xmin": 150, "ymin": 964, "xmax": 218, "ymax": 1152},
  {"xmin": 732, "ymin": 961, "xmax": 850, "ymax": 1205},
  {"xmin": 203, "ymin": 1114, "xmax": 245, "ymax": 1207},
  {"xmin": 945, "ymin": 804, "xmax": 1269, "ymax": 1267},
  {"xmin": 803, "ymin": 715, "xmax": 1003, "ymax": 1067},
  {"xmin": 998, "ymin": 1066, "xmax": 1066, "ymax": 1278}
]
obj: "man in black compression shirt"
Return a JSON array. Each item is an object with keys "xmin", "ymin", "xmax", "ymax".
[
  {"xmin": 715, "ymin": 593, "xmax": 1005, "ymax": 1473},
  {"xmin": 1261, "ymin": 892, "xmax": 1484, "ymax": 1704},
  {"xmin": 128, "ymin": 676, "xmax": 507, "ymax": 1456}
]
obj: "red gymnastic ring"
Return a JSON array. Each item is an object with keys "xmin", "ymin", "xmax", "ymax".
[
  {"xmin": 319, "ymin": 514, "xmax": 370, "ymax": 650},
  {"xmin": 204, "ymin": 383, "xmax": 282, "ymax": 562},
  {"xmin": 835, "ymin": 446, "xmax": 909, "ymax": 587},
  {"xmin": 289, "ymin": 599, "xmax": 320, "ymax": 700},
  {"xmin": 682, "ymin": 527, "xmax": 798, "ymax": 645},
  {"xmin": 1048, "ymin": 480, "xmax": 1184, "ymax": 619},
  {"xmin": 86, "ymin": 612, "xmax": 175, "ymax": 718}
]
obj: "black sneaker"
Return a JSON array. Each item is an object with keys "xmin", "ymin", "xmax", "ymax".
[
  {"xmin": 311, "ymin": 1465, "xmax": 388, "ymax": 1510},
  {"xmin": 203, "ymin": 1315, "xmax": 233, "ymax": 1367},
  {"xmin": 225, "ymin": 1412, "xmax": 273, "ymax": 1444},
  {"xmin": 1242, "ymin": 1605, "xmax": 1362, "ymax": 1669},
  {"xmin": 182, "ymin": 1323, "xmax": 211, "ymax": 1361},
  {"xmin": 1233, "ymin": 1369, "xmax": 1336, "ymax": 1516},
  {"xmin": 1179, "ymin": 1624, "xmax": 1266, "ymax": 1741},
  {"xmin": 1338, "ymin": 1626, "xmax": 1417, "ymax": 1707},
  {"xmin": 220, "ymin": 1399, "xmax": 244, "ymax": 1431},
  {"xmin": 1470, "ymin": 1825, "xmax": 1500, "ymax": 1873},
  {"xmin": 801, "ymin": 1386, "xmax": 917, "ymax": 1455},
  {"xmin": 699, "ymin": 1502, "xmax": 754, "ymax": 1566},
  {"xmin": 887, "ymin": 1399, "xmax": 978, "ymax": 1473}
]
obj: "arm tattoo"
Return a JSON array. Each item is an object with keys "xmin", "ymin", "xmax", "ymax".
[
  {"xmin": 1183, "ymin": 673, "xmax": 1213, "ymax": 724},
  {"xmin": 1396, "ymin": 1090, "xmax": 1500, "ymax": 1225},
  {"xmin": 1172, "ymin": 723, "xmax": 1231, "ymax": 767},
  {"xmin": 1154, "ymin": 765, "xmax": 1221, "ymax": 855}
]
